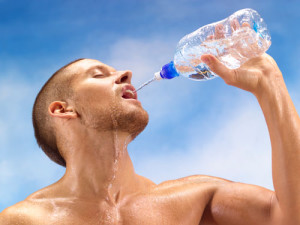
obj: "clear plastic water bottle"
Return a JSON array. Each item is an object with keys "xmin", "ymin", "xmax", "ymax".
[{"xmin": 155, "ymin": 8, "xmax": 271, "ymax": 82}]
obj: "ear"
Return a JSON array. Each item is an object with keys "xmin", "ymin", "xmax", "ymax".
[{"xmin": 48, "ymin": 101, "xmax": 78, "ymax": 119}]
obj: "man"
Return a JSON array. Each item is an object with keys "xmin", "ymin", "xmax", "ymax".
[{"xmin": 1, "ymin": 33, "xmax": 300, "ymax": 225}]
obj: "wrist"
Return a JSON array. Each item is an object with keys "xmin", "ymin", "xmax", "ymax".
[
  {"xmin": 254, "ymin": 71, "xmax": 287, "ymax": 104},
  {"xmin": 254, "ymin": 73, "xmax": 294, "ymax": 131}
]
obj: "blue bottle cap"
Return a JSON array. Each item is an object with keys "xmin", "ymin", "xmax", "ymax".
[{"xmin": 160, "ymin": 61, "xmax": 179, "ymax": 79}]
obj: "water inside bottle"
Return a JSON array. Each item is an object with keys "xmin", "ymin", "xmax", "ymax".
[{"xmin": 174, "ymin": 27, "xmax": 270, "ymax": 81}]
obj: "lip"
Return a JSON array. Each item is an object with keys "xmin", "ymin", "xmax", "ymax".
[{"xmin": 121, "ymin": 85, "xmax": 138, "ymax": 100}]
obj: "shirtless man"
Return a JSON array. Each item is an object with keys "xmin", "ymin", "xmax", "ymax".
[{"xmin": 1, "ymin": 34, "xmax": 300, "ymax": 225}]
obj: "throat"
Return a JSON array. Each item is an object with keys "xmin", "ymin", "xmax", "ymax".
[
  {"xmin": 106, "ymin": 188, "xmax": 122, "ymax": 205},
  {"xmin": 61, "ymin": 133, "xmax": 138, "ymax": 201},
  {"xmin": 57, "ymin": 124, "xmax": 142, "ymax": 204}
]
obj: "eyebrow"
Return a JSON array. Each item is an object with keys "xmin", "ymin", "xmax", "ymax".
[{"xmin": 85, "ymin": 65, "xmax": 116, "ymax": 75}]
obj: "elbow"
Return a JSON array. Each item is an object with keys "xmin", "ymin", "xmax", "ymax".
[{"xmin": 269, "ymin": 193, "xmax": 300, "ymax": 225}]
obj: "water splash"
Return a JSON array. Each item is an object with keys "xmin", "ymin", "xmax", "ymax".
[
  {"xmin": 101, "ymin": 92, "xmax": 122, "ymax": 224},
  {"xmin": 135, "ymin": 77, "xmax": 157, "ymax": 92},
  {"xmin": 102, "ymin": 85, "xmax": 133, "ymax": 224},
  {"xmin": 109, "ymin": 94, "xmax": 120, "ymax": 190}
]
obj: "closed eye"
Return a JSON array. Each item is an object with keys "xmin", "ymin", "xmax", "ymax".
[{"xmin": 93, "ymin": 74, "xmax": 105, "ymax": 78}]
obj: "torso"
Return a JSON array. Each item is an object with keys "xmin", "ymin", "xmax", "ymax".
[{"xmin": 3, "ymin": 175, "xmax": 228, "ymax": 225}]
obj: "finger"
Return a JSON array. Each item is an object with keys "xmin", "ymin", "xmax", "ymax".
[
  {"xmin": 242, "ymin": 22, "xmax": 251, "ymax": 28},
  {"xmin": 207, "ymin": 35, "xmax": 214, "ymax": 40},
  {"xmin": 215, "ymin": 24, "xmax": 225, "ymax": 39},
  {"xmin": 230, "ymin": 19, "xmax": 240, "ymax": 32},
  {"xmin": 201, "ymin": 54, "xmax": 235, "ymax": 83}
]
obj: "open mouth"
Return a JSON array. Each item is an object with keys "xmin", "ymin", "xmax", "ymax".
[{"xmin": 121, "ymin": 85, "xmax": 138, "ymax": 100}]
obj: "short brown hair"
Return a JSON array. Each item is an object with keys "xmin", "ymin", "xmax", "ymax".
[{"xmin": 32, "ymin": 59, "xmax": 85, "ymax": 167}]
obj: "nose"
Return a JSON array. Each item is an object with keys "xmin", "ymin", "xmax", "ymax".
[{"xmin": 115, "ymin": 70, "xmax": 132, "ymax": 84}]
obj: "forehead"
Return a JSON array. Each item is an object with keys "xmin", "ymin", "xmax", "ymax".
[{"xmin": 67, "ymin": 59, "xmax": 116, "ymax": 78}]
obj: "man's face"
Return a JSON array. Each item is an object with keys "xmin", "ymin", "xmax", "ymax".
[{"xmin": 68, "ymin": 59, "xmax": 149, "ymax": 138}]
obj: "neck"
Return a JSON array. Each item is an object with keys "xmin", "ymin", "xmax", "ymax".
[{"xmin": 58, "ymin": 127, "xmax": 146, "ymax": 203}]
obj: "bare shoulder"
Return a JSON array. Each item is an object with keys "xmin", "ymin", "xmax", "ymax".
[
  {"xmin": 131, "ymin": 174, "xmax": 231, "ymax": 205},
  {"xmin": 148, "ymin": 174, "xmax": 231, "ymax": 203},
  {"xmin": 176, "ymin": 174, "xmax": 274, "ymax": 202},
  {"xmin": 162, "ymin": 174, "xmax": 273, "ymax": 192},
  {"xmin": 0, "ymin": 199, "xmax": 48, "ymax": 225},
  {"xmin": 0, "ymin": 188, "xmax": 55, "ymax": 225},
  {"xmin": 157, "ymin": 175, "xmax": 275, "ymax": 225},
  {"xmin": 153, "ymin": 174, "xmax": 273, "ymax": 206},
  {"xmin": 156, "ymin": 174, "xmax": 231, "ymax": 191}
]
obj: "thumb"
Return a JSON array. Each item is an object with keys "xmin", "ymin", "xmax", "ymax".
[{"xmin": 201, "ymin": 54, "xmax": 235, "ymax": 83}]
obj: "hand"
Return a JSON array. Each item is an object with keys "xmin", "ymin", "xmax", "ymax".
[
  {"xmin": 201, "ymin": 20, "xmax": 283, "ymax": 97},
  {"xmin": 201, "ymin": 53, "xmax": 283, "ymax": 97}
]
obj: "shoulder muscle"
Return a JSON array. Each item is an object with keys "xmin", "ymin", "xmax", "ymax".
[
  {"xmin": 0, "ymin": 201, "xmax": 43, "ymax": 225},
  {"xmin": 206, "ymin": 182, "xmax": 274, "ymax": 225}
]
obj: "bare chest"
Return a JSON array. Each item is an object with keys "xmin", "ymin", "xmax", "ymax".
[
  {"xmin": 42, "ymin": 196, "xmax": 206, "ymax": 225},
  {"xmin": 30, "ymin": 176, "xmax": 219, "ymax": 225}
]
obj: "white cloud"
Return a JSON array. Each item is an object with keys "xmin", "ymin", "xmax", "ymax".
[
  {"xmin": 0, "ymin": 74, "xmax": 65, "ymax": 209},
  {"xmin": 0, "ymin": 77, "xmax": 35, "ymax": 152},
  {"xmin": 105, "ymin": 33, "xmax": 299, "ymax": 193},
  {"xmin": 0, "ymin": 160, "xmax": 17, "ymax": 205},
  {"xmin": 133, "ymin": 97, "xmax": 273, "ymax": 190},
  {"xmin": 100, "ymin": 36, "xmax": 275, "ymax": 190},
  {"xmin": 107, "ymin": 37, "xmax": 176, "ymax": 83},
  {"xmin": 1, "ymin": 32, "xmax": 298, "ymax": 210},
  {"xmin": 0, "ymin": 160, "xmax": 14, "ymax": 185},
  {"xmin": 106, "ymin": 37, "xmax": 215, "ymax": 121},
  {"xmin": 0, "ymin": 120, "xmax": 8, "ymax": 148},
  {"xmin": 0, "ymin": 154, "xmax": 65, "ymax": 207}
]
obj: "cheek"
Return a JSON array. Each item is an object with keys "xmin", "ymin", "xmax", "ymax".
[
  {"xmin": 74, "ymin": 94, "xmax": 114, "ymax": 127},
  {"xmin": 77, "ymin": 81, "xmax": 114, "ymax": 103}
]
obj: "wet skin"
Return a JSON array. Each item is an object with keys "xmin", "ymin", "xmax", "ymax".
[
  {"xmin": 0, "ymin": 54, "xmax": 295, "ymax": 225},
  {"xmin": 1, "ymin": 23, "xmax": 300, "ymax": 224},
  {"xmin": 0, "ymin": 174, "xmax": 273, "ymax": 225}
]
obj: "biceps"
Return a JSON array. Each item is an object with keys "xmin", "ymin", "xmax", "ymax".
[{"xmin": 209, "ymin": 183, "xmax": 274, "ymax": 225}]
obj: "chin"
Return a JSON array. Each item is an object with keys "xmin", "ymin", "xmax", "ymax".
[
  {"xmin": 117, "ymin": 107, "xmax": 149, "ymax": 139},
  {"xmin": 82, "ymin": 99, "xmax": 149, "ymax": 137}
]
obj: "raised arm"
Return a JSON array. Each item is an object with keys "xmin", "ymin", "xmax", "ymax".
[{"xmin": 200, "ymin": 53, "xmax": 299, "ymax": 225}]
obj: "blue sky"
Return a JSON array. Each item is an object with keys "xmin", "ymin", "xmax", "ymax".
[{"xmin": 1, "ymin": 0, "xmax": 300, "ymax": 211}]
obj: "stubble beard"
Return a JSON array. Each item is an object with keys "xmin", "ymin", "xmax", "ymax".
[
  {"xmin": 79, "ymin": 100, "xmax": 149, "ymax": 139},
  {"xmin": 112, "ymin": 105, "xmax": 149, "ymax": 140}
]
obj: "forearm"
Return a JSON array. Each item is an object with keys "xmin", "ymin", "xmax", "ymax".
[
  {"xmin": 256, "ymin": 74, "xmax": 300, "ymax": 220},
  {"xmin": 202, "ymin": 53, "xmax": 299, "ymax": 224}
]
